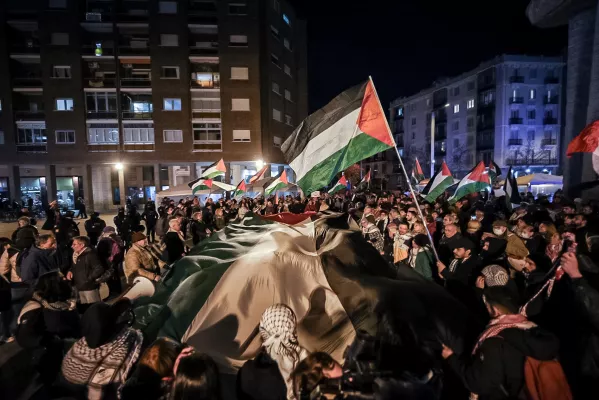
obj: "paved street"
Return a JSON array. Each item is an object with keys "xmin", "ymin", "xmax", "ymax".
[{"xmin": 0, "ymin": 213, "xmax": 118, "ymax": 239}]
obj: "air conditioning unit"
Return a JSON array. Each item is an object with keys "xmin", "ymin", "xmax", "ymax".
[{"xmin": 86, "ymin": 12, "xmax": 102, "ymax": 22}]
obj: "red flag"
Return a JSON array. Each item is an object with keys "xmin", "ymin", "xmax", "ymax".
[
  {"xmin": 361, "ymin": 170, "xmax": 371, "ymax": 184},
  {"xmin": 566, "ymin": 120, "xmax": 599, "ymax": 157}
]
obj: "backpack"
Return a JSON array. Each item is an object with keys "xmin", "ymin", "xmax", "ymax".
[{"xmin": 522, "ymin": 357, "xmax": 572, "ymax": 400}]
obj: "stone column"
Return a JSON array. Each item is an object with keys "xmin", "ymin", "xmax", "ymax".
[
  {"xmin": 45, "ymin": 164, "xmax": 57, "ymax": 203},
  {"xmin": 189, "ymin": 163, "xmax": 197, "ymax": 180},
  {"xmin": 563, "ymin": 9, "xmax": 596, "ymax": 195},
  {"xmin": 82, "ymin": 164, "xmax": 94, "ymax": 213},
  {"xmin": 153, "ymin": 164, "xmax": 161, "ymax": 190},
  {"xmin": 118, "ymin": 168, "xmax": 126, "ymax": 207},
  {"xmin": 231, "ymin": 164, "xmax": 242, "ymax": 185},
  {"xmin": 168, "ymin": 166, "xmax": 176, "ymax": 187},
  {"xmin": 8, "ymin": 165, "xmax": 20, "ymax": 203}
]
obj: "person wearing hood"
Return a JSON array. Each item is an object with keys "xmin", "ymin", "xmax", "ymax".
[
  {"xmin": 237, "ymin": 304, "xmax": 308, "ymax": 400},
  {"xmin": 408, "ymin": 234, "xmax": 434, "ymax": 281},
  {"xmin": 84, "ymin": 212, "xmax": 106, "ymax": 247},
  {"xmin": 442, "ymin": 286, "xmax": 567, "ymax": 400},
  {"xmin": 61, "ymin": 299, "xmax": 143, "ymax": 399}
]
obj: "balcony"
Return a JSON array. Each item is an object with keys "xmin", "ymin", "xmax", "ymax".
[
  {"xmin": 82, "ymin": 45, "xmax": 115, "ymax": 57},
  {"xmin": 508, "ymin": 139, "xmax": 523, "ymax": 146},
  {"xmin": 17, "ymin": 143, "xmax": 47, "ymax": 153},
  {"xmin": 122, "ymin": 111, "xmax": 153, "ymax": 120},
  {"xmin": 14, "ymin": 110, "xmax": 45, "ymax": 121},
  {"xmin": 85, "ymin": 76, "xmax": 116, "ymax": 88},
  {"xmin": 118, "ymin": 1, "xmax": 149, "ymax": 23},
  {"xmin": 509, "ymin": 76, "xmax": 525, "ymax": 83},
  {"xmin": 189, "ymin": 42, "xmax": 219, "ymax": 56},
  {"xmin": 86, "ymin": 110, "xmax": 118, "ymax": 119},
  {"xmin": 118, "ymin": 45, "xmax": 149, "ymax": 56},
  {"xmin": 541, "ymin": 138, "xmax": 558, "ymax": 146},
  {"xmin": 543, "ymin": 117, "xmax": 558, "ymax": 125},
  {"xmin": 509, "ymin": 117, "xmax": 523, "ymax": 125},
  {"xmin": 120, "ymin": 77, "xmax": 151, "ymax": 88},
  {"xmin": 544, "ymin": 77, "xmax": 559, "ymax": 84},
  {"xmin": 509, "ymin": 97, "xmax": 524, "ymax": 104},
  {"xmin": 477, "ymin": 134, "xmax": 494, "ymax": 150},
  {"xmin": 12, "ymin": 77, "xmax": 43, "ymax": 88},
  {"xmin": 543, "ymin": 96, "xmax": 559, "ymax": 105},
  {"xmin": 505, "ymin": 158, "xmax": 558, "ymax": 166},
  {"xmin": 189, "ymin": 0, "xmax": 218, "ymax": 24}
]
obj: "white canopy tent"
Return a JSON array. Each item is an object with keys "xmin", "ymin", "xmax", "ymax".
[{"xmin": 156, "ymin": 184, "xmax": 227, "ymax": 203}]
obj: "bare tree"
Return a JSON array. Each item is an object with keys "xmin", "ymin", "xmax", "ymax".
[{"xmin": 451, "ymin": 143, "xmax": 471, "ymax": 174}]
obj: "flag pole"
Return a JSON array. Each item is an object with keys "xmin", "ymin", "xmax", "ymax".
[{"xmin": 368, "ymin": 76, "xmax": 440, "ymax": 261}]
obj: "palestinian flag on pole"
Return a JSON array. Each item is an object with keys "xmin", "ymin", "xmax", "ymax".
[
  {"xmin": 188, "ymin": 178, "xmax": 213, "ymax": 194},
  {"xmin": 233, "ymin": 180, "xmax": 247, "ymax": 198},
  {"xmin": 448, "ymin": 161, "xmax": 491, "ymax": 204},
  {"xmin": 249, "ymin": 165, "xmax": 269, "ymax": 184},
  {"xmin": 487, "ymin": 160, "xmax": 502, "ymax": 183},
  {"xmin": 200, "ymin": 159, "xmax": 226, "ymax": 179},
  {"xmin": 412, "ymin": 158, "xmax": 425, "ymax": 183},
  {"xmin": 504, "ymin": 166, "xmax": 521, "ymax": 211},
  {"xmin": 281, "ymin": 78, "xmax": 394, "ymax": 194},
  {"xmin": 265, "ymin": 171, "xmax": 288, "ymax": 196},
  {"xmin": 566, "ymin": 120, "xmax": 599, "ymax": 174},
  {"xmin": 328, "ymin": 176, "xmax": 348, "ymax": 194},
  {"xmin": 422, "ymin": 161, "xmax": 453, "ymax": 203},
  {"xmin": 360, "ymin": 170, "xmax": 371, "ymax": 185}
]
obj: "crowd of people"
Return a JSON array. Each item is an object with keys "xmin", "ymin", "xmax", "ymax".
[{"xmin": 0, "ymin": 187, "xmax": 597, "ymax": 400}]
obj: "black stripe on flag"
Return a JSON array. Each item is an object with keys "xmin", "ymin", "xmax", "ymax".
[
  {"xmin": 504, "ymin": 166, "xmax": 521, "ymax": 210},
  {"xmin": 281, "ymin": 81, "xmax": 367, "ymax": 164}
]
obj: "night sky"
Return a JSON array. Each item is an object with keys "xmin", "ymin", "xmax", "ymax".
[{"xmin": 291, "ymin": 0, "xmax": 568, "ymax": 112}]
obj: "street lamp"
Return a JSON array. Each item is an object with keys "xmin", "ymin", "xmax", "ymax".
[
  {"xmin": 115, "ymin": 163, "xmax": 123, "ymax": 170},
  {"xmin": 255, "ymin": 159, "xmax": 264, "ymax": 170},
  {"xmin": 430, "ymin": 103, "xmax": 450, "ymax": 176}
]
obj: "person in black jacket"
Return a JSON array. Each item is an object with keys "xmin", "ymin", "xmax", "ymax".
[
  {"xmin": 164, "ymin": 219, "xmax": 187, "ymax": 264},
  {"xmin": 20, "ymin": 234, "xmax": 61, "ymax": 287},
  {"xmin": 190, "ymin": 211, "xmax": 211, "ymax": 246},
  {"xmin": 84, "ymin": 212, "xmax": 106, "ymax": 247},
  {"xmin": 141, "ymin": 204, "xmax": 159, "ymax": 243},
  {"xmin": 442, "ymin": 286, "xmax": 564, "ymax": 400},
  {"xmin": 11, "ymin": 216, "xmax": 39, "ymax": 250},
  {"xmin": 437, "ymin": 237, "xmax": 480, "ymax": 286},
  {"xmin": 437, "ymin": 223, "xmax": 462, "ymax": 267},
  {"xmin": 67, "ymin": 236, "xmax": 106, "ymax": 313}
]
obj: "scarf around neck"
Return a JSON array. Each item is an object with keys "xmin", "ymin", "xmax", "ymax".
[{"xmin": 472, "ymin": 313, "xmax": 536, "ymax": 354}]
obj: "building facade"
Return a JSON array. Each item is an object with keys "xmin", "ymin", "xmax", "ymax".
[
  {"xmin": 0, "ymin": 0, "xmax": 307, "ymax": 211},
  {"xmin": 380, "ymin": 55, "xmax": 564, "ymax": 190}
]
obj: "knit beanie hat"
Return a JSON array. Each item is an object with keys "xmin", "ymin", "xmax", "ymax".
[
  {"xmin": 131, "ymin": 232, "xmax": 146, "ymax": 243},
  {"xmin": 413, "ymin": 234, "xmax": 429, "ymax": 248},
  {"xmin": 481, "ymin": 265, "xmax": 509, "ymax": 287}
]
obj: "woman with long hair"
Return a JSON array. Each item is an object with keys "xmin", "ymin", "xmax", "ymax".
[{"xmin": 169, "ymin": 350, "xmax": 222, "ymax": 400}]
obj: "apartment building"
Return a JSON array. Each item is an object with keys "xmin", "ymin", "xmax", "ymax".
[
  {"xmin": 0, "ymin": 0, "xmax": 307, "ymax": 210},
  {"xmin": 380, "ymin": 55, "xmax": 564, "ymax": 189}
]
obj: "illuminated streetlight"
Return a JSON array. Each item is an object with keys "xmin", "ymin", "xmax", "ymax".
[
  {"xmin": 115, "ymin": 163, "xmax": 124, "ymax": 170},
  {"xmin": 255, "ymin": 159, "xmax": 264, "ymax": 169}
]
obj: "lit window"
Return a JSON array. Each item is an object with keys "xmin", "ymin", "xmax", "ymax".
[
  {"xmin": 273, "ymin": 108, "xmax": 282, "ymax": 122},
  {"xmin": 397, "ymin": 107, "xmax": 403, "ymax": 117},
  {"xmin": 161, "ymin": 66, "xmax": 180, "ymax": 79},
  {"xmin": 229, "ymin": 35, "xmax": 248, "ymax": 47},
  {"xmin": 232, "ymin": 98, "xmax": 250, "ymax": 111},
  {"xmin": 530, "ymin": 89, "xmax": 536, "ymax": 100},
  {"xmin": 52, "ymin": 66, "xmax": 71, "ymax": 79},
  {"xmin": 163, "ymin": 130, "xmax": 183, "ymax": 143},
  {"xmin": 230, "ymin": 67, "xmax": 249, "ymax": 80},
  {"xmin": 283, "ymin": 13, "xmax": 290, "ymax": 25},
  {"xmin": 272, "ymin": 82, "xmax": 280, "ymax": 94},
  {"xmin": 160, "ymin": 34, "xmax": 178, "ymax": 47},
  {"xmin": 123, "ymin": 125, "xmax": 154, "ymax": 144},
  {"xmin": 453, "ymin": 104, "xmax": 460, "ymax": 113},
  {"xmin": 55, "ymin": 130, "xmax": 75, "ymax": 144},
  {"xmin": 467, "ymin": 99, "xmax": 474, "ymax": 109},
  {"xmin": 55, "ymin": 98, "xmax": 74, "ymax": 111},
  {"xmin": 163, "ymin": 98, "xmax": 182, "ymax": 111},
  {"xmin": 232, "ymin": 129, "xmax": 251, "ymax": 142},
  {"xmin": 87, "ymin": 124, "xmax": 119, "ymax": 145}
]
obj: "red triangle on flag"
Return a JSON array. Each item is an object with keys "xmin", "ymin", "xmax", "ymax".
[
  {"xmin": 362, "ymin": 170, "xmax": 371, "ymax": 183},
  {"xmin": 204, "ymin": 179, "xmax": 213, "ymax": 188},
  {"xmin": 249, "ymin": 165, "xmax": 269, "ymax": 183},
  {"xmin": 238, "ymin": 180, "xmax": 246, "ymax": 191},
  {"xmin": 567, "ymin": 120, "xmax": 599, "ymax": 157},
  {"xmin": 357, "ymin": 81, "xmax": 394, "ymax": 147},
  {"xmin": 280, "ymin": 170, "xmax": 288, "ymax": 184},
  {"xmin": 215, "ymin": 159, "xmax": 226, "ymax": 172},
  {"xmin": 339, "ymin": 176, "xmax": 347, "ymax": 185},
  {"xmin": 441, "ymin": 161, "xmax": 452, "ymax": 176},
  {"xmin": 468, "ymin": 162, "xmax": 489, "ymax": 183},
  {"xmin": 415, "ymin": 159, "xmax": 424, "ymax": 175}
]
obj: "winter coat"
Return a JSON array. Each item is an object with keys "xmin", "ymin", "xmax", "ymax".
[
  {"xmin": 438, "ymin": 233, "xmax": 462, "ymax": 266},
  {"xmin": 124, "ymin": 244, "xmax": 161, "ymax": 284},
  {"xmin": 84, "ymin": 217, "xmax": 106, "ymax": 237},
  {"xmin": 69, "ymin": 248, "xmax": 105, "ymax": 291},
  {"xmin": 0, "ymin": 248, "xmax": 22, "ymax": 283},
  {"xmin": 163, "ymin": 231, "xmax": 186, "ymax": 264},
  {"xmin": 155, "ymin": 216, "xmax": 169, "ymax": 238},
  {"xmin": 41, "ymin": 207, "xmax": 59, "ymax": 231},
  {"xmin": 413, "ymin": 248, "xmax": 434, "ymax": 281},
  {"xmin": 446, "ymin": 326, "xmax": 559, "ymax": 400},
  {"xmin": 236, "ymin": 351, "xmax": 287, "ymax": 400},
  {"xmin": 20, "ymin": 246, "xmax": 61, "ymax": 285},
  {"xmin": 54, "ymin": 218, "xmax": 80, "ymax": 246},
  {"xmin": 214, "ymin": 217, "xmax": 226, "ymax": 231},
  {"xmin": 141, "ymin": 210, "xmax": 159, "ymax": 227},
  {"xmin": 441, "ymin": 256, "xmax": 480, "ymax": 287},
  {"xmin": 362, "ymin": 224, "xmax": 384, "ymax": 254},
  {"xmin": 506, "ymin": 233, "xmax": 529, "ymax": 259},
  {"xmin": 190, "ymin": 220, "xmax": 210, "ymax": 245}
]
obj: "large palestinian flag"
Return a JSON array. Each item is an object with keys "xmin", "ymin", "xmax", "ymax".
[
  {"xmin": 421, "ymin": 161, "xmax": 453, "ymax": 203},
  {"xmin": 264, "ymin": 170, "xmax": 288, "ymax": 196},
  {"xmin": 448, "ymin": 161, "xmax": 491, "ymax": 203},
  {"xmin": 281, "ymin": 79, "xmax": 394, "ymax": 194},
  {"xmin": 567, "ymin": 120, "xmax": 599, "ymax": 175},
  {"xmin": 328, "ymin": 176, "xmax": 348, "ymax": 194},
  {"xmin": 133, "ymin": 212, "xmax": 476, "ymax": 375},
  {"xmin": 200, "ymin": 159, "xmax": 226, "ymax": 179}
]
